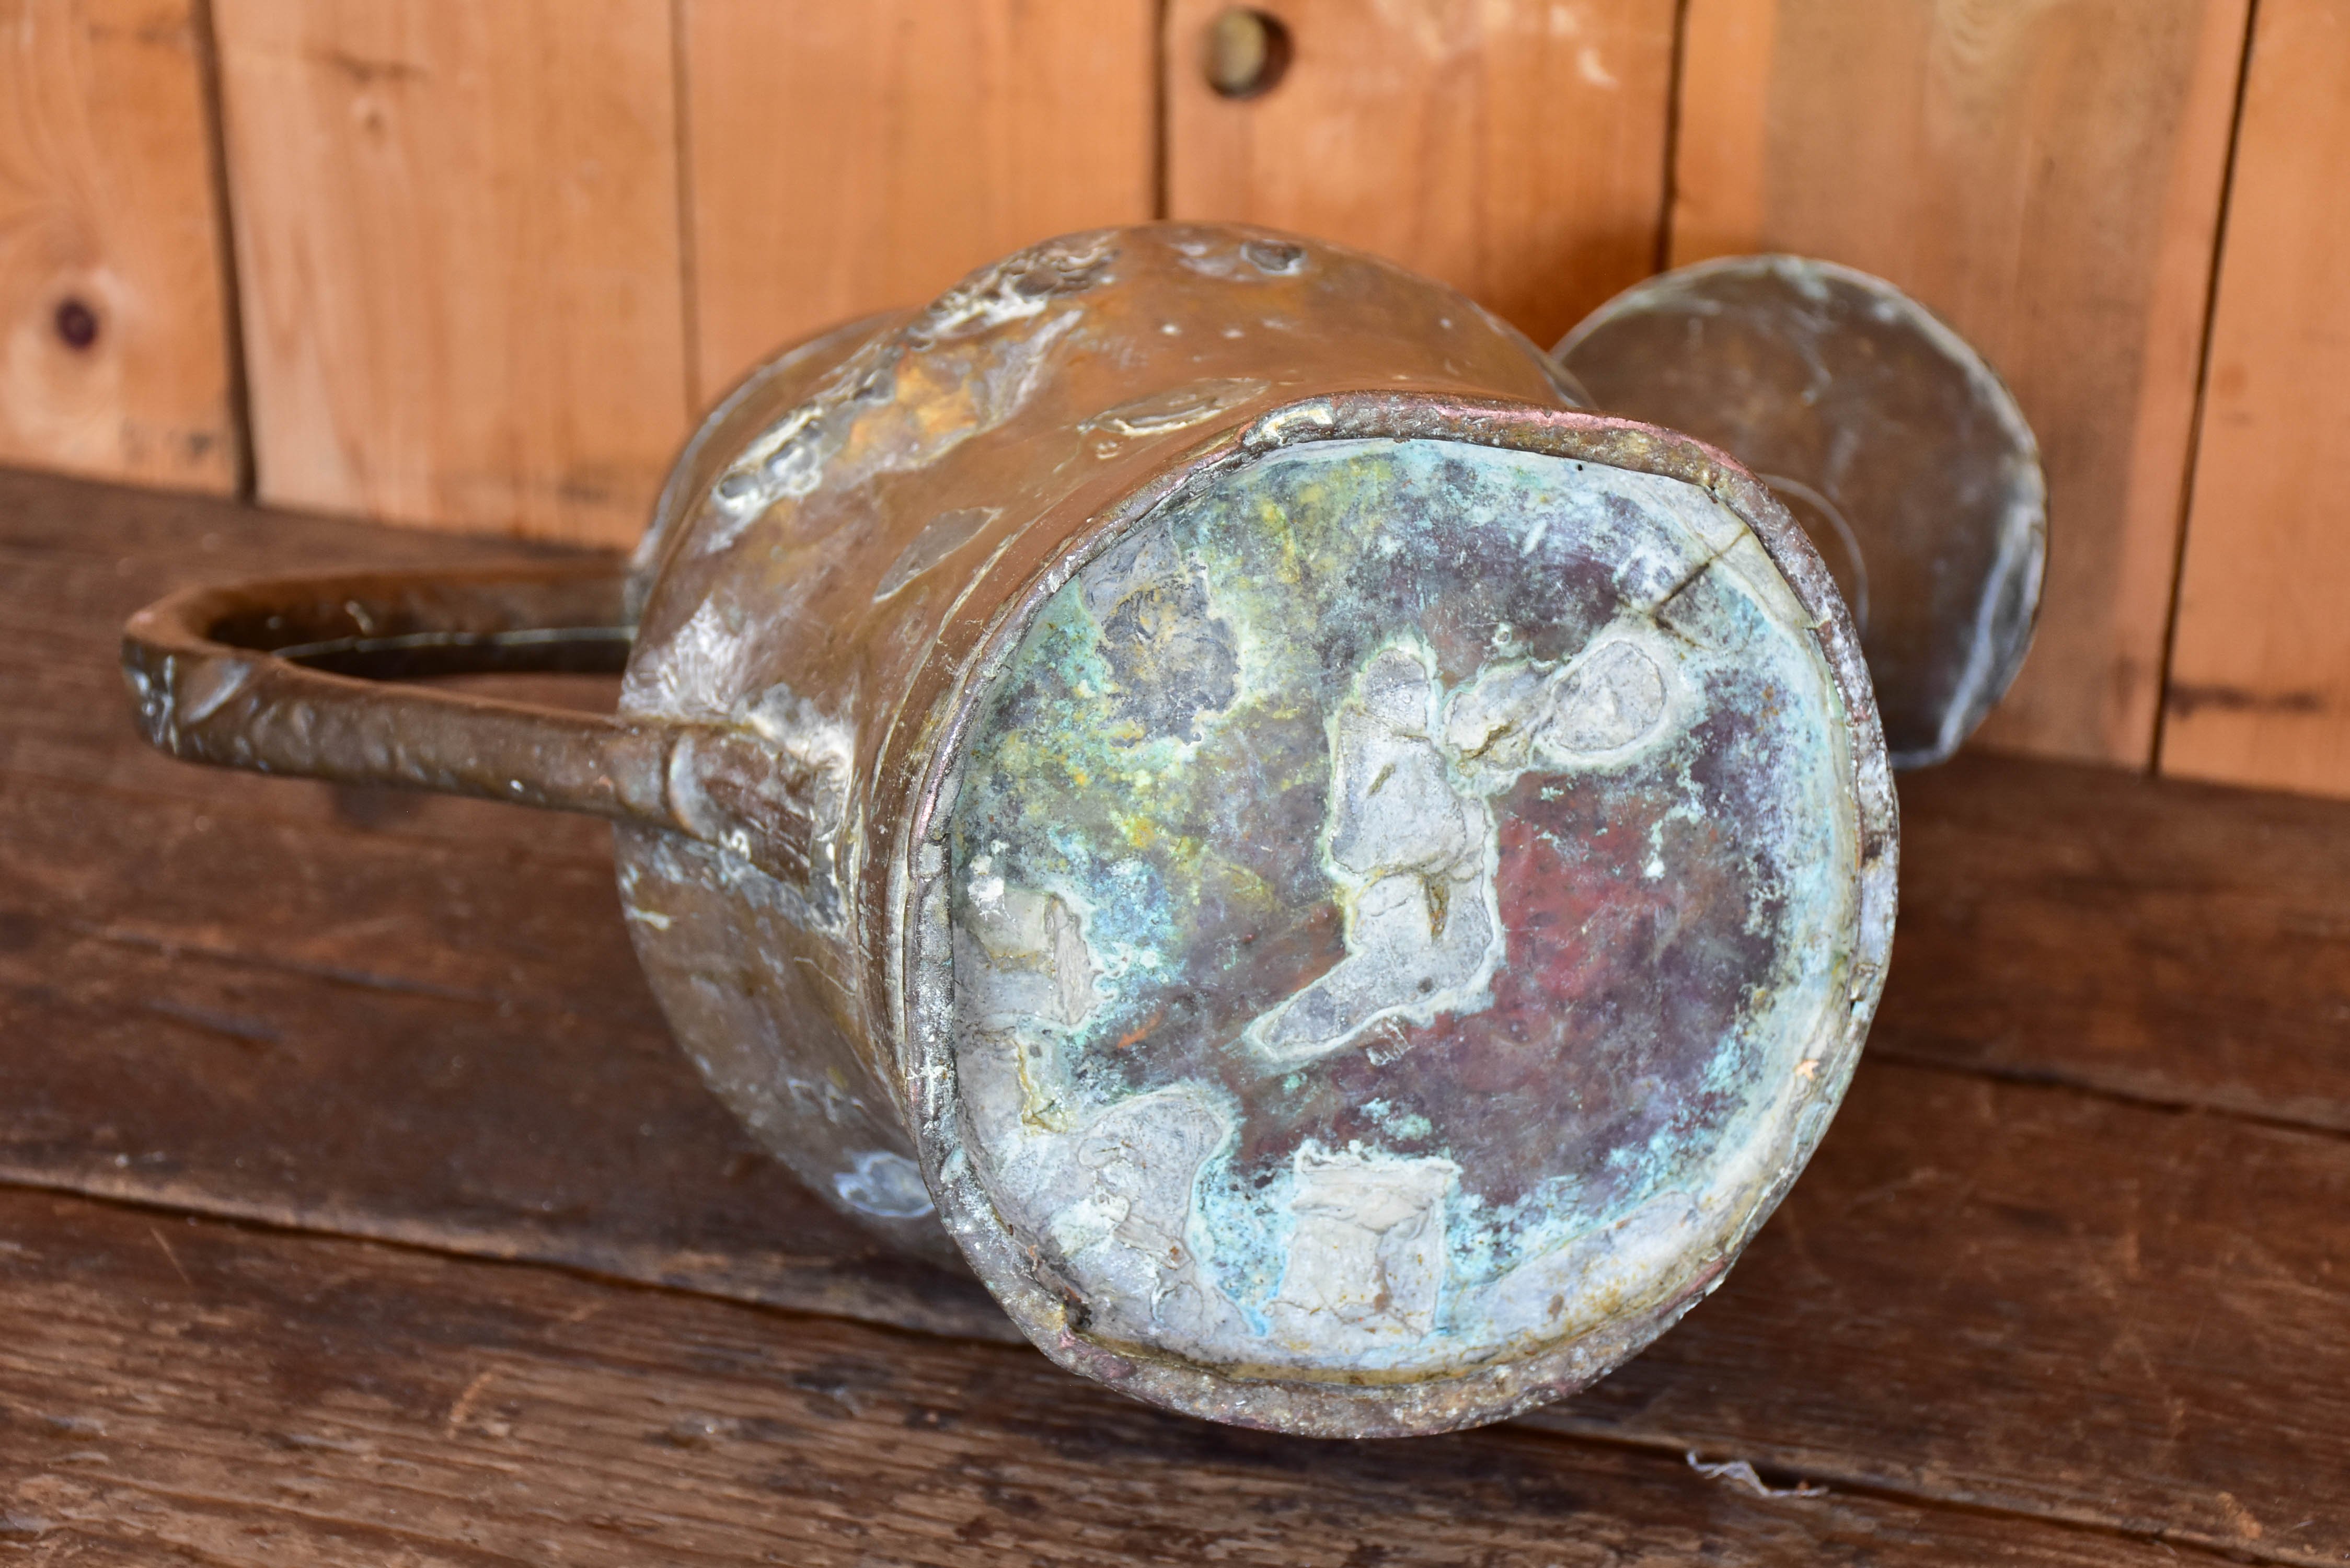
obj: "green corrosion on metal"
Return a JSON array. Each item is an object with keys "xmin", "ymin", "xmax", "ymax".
[{"xmin": 946, "ymin": 437, "xmax": 1861, "ymax": 1383}]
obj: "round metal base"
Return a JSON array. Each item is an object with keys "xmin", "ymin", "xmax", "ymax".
[{"xmin": 1557, "ymin": 255, "xmax": 2045, "ymax": 768}]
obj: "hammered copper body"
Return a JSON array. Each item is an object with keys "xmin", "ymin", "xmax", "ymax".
[{"xmin": 124, "ymin": 225, "xmax": 1895, "ymax": 1437}]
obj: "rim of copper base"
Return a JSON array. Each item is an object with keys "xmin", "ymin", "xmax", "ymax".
[{"xmin": 895, "ymin": 389, "xmax": 1898, "ymax": 1438}]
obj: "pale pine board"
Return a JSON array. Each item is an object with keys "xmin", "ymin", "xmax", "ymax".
[
  {"xmin": 212, "ymin": 0, "xmax": 690, "ymax": 547},
  {"xmin": 1672, "ymin": 0, "xmax": 2250, "ymax": 766},
  {"xmin": 2161, "ymin": 0, "xmax": 2350, "ymax": 798},
  {"xmin": 0, "ymin": 0, "xmax": 238, "ymax": 493},
  {"xmin": 1164, "ymin": 0, "xmax": 1678, "ymax": 350},
  {"xmin": 681, "ymin": 0, "xmax": 1157, "ymax": 403}
]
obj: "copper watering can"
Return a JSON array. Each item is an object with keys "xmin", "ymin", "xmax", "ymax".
[{"xmin": 122, "ymin": 224, "xmax": 2040, "ymax": 1437}]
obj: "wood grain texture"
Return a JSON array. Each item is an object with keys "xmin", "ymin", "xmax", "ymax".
[
  {"xmin": 2160, "ymin": 0, "xmax": 2350, "ymax": 798},
  {"xmin": 0, "ymin": 468, "xmax": 620, "ymax": 840},
  {"xmin": 1165, "ymin": 0, "xmax": 1678, "ymax": 349},
  {"xmin": 682, "ymin": 0, "xmax": 1157, "ymax": 403},
  {"xmin": 0, "ymin": 470, "xmax": 1008, "ymax": 1345},
  {"xmin": 211, "ymin": 0, "xmax": 689, "ymax": 546},
  {"xmin": 8, "ymin": 466, "xmax": 2350, "ymax": 1558},
  {"xmin": 0, "ymin": 0, "xmax": 238, "ymax": 492},
  {"xmin": 1672, "ymin": 0, "xmax": 2251, "ymax": 766},
  {"xmin": 1533, "ymin": 1064, "xmax": 2350, "ymax": 1563},
  {"xmin": 1876, "ymin": 751, "xmax": 2350, "ymax": 1133},
  {"xmin": 0, "ymin": 1187, "xmax": 2263, "ymax": 1567}
]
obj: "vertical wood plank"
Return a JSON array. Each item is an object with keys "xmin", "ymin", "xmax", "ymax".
[
  {"xmin": 1672, "ymin": 0, "xmax": 2250, "ymax": 766},
  {"xmin": 0, "ymin": 0, "xmax": 238, "ymax": 493},
  {"xmin": 682, "ymin": 0, "xmax": 1157, "ymax": 405},
  {"xmin": 213, "ymin": 0, "xmax": 688, "ymax": 546},
  {"xmin": 1165, "ymin": 0, "xmax": 1679, "ymax": 349},
  {"xmin": 2161, "ymin": 0, "xmax": 2350, "ymax": 798}
]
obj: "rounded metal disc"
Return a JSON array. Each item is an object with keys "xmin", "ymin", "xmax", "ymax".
[
  {"xmin": 921, "ymin": 410, "xmax": 1893, "ymax": 1434},
  {"xmin": 1556, "ymin": 255, "xmax": 2045, "ymax": 767}
]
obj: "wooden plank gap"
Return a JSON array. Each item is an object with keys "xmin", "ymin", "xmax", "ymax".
[
  {"xmin": 1654, "ymin": 0, "xmax": 1694, "ymax": 275},
  {"xmin": 667, "ymin": 0, "xmax": 701, "ymax": 426},
  {"xmin": 2157, "ymin": 0, "xmax": 2350, "ymax": 796},
  {"xmin": 2150, "ymin": 0, "xmax": 2264, "ymax": 774},
  {"xmin": 1152, "ymin": 0, "xmax": 1172, "ymax": 220},
  {"xmin": 0, "ymin": 1165, "xmax": 1018, "ymax": 1347},
  {"xmin": 187, "ymin": 0, "xmax": 255, "ymax": 499},
  {"xmin": 1861, "ymin": 1046, "xmax": 2350, "ymax": 1152}
]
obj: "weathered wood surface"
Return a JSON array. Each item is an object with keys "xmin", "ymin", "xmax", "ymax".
[
  {"xmin": 212, "ymin": 0, "xmax": 692, "ymax": 546},
  {"xmin": 681, "ymin": 0, "xmax": 1157, "ymax": 404},
  {"xmin": 1671, "ymin": 0, "xmax": 2251, "ymax": 769},
  {"xmin": 1532, "ymin": 1066, "xmax": 2350, "ymax": 1559},
  {"xmin": 1876, "ymin": 752, "xmax": 2350, "ymax": 1132},
  {"xmin": 0, "ymin": 0, "xmax": 239, "ymax": 494},
  {"xmin": 1164, "ymin": 0, "xmax": 1679, "ymax": 348},
  {"xmin": 4, "ymin": 465, "xmax": 2348, "ymax": 1560},
  {"xmin": 0, "ymin": 1187, "xmax": 2232, "ymax": 1568},
  {"xmin": 2161, "ymin": 0, "xmax": 2350, "ymax": 800},
  {"xmin": 0, "ymin": 467, "xmax": 1010, "ymax": 1341}
]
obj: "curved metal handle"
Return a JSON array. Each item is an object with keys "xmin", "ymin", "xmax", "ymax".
[{"xmin": 120, "ymin": 560, "xmax": 825, "ymax": 886}]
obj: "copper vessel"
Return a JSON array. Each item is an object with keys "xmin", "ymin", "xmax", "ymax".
[{"xmin": 125, "ymin": 225, "xmax": 1896, "ymax": 1437}]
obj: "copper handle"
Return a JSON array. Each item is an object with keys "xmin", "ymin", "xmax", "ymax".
[{"xmin": 120, "ymin": 560, "xmax": 823, "ymax": 883}]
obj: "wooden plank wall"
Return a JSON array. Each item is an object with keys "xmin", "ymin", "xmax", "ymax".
[
  {"xmin": 210, "ymin": 0, "xmax": 692, "ymax": 544},
  {"xmin": 681, "ymin": 0, "xmax": 1159, "ymax": 404},
  {"xmin": 1163, "ymin": 0, "xmax": 1678, "ymax": 347},
  {"xmin": 0, "ymin": 0, "xmax": 239, "ymax": 493},
  {"xmin": 2160, "ymin": 0, "xmax": 2350, "ymax": 795},
  {"xmin": 1672, "ymin": 0, "xmax": 2248, "ymax": 766},
  {"xmin": 3, "ymin": 0, "xmax": 2346, "ymax": 795}
]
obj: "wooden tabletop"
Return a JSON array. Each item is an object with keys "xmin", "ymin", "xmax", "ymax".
[{"xmin": 3, "ymin": 466, "xmax": 2344, "ymax": 1565}]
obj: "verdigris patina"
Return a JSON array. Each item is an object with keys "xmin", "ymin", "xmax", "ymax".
[{"xmin": 936, "ymin": 436, "xmax": 1870, "ymax": 1407}]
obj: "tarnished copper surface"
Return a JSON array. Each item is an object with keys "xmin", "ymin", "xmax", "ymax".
[
  {"xmin": 1557, "ymin": 255, "xmax": 2046, "ymax": 768},
  {"xmin": 923, "ymin": 414, "xmax": 1888, "ymax": 1433},
  {"xmin": 122, "ymin": 225, "xmax": 1894, "ymax": 1436}
]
